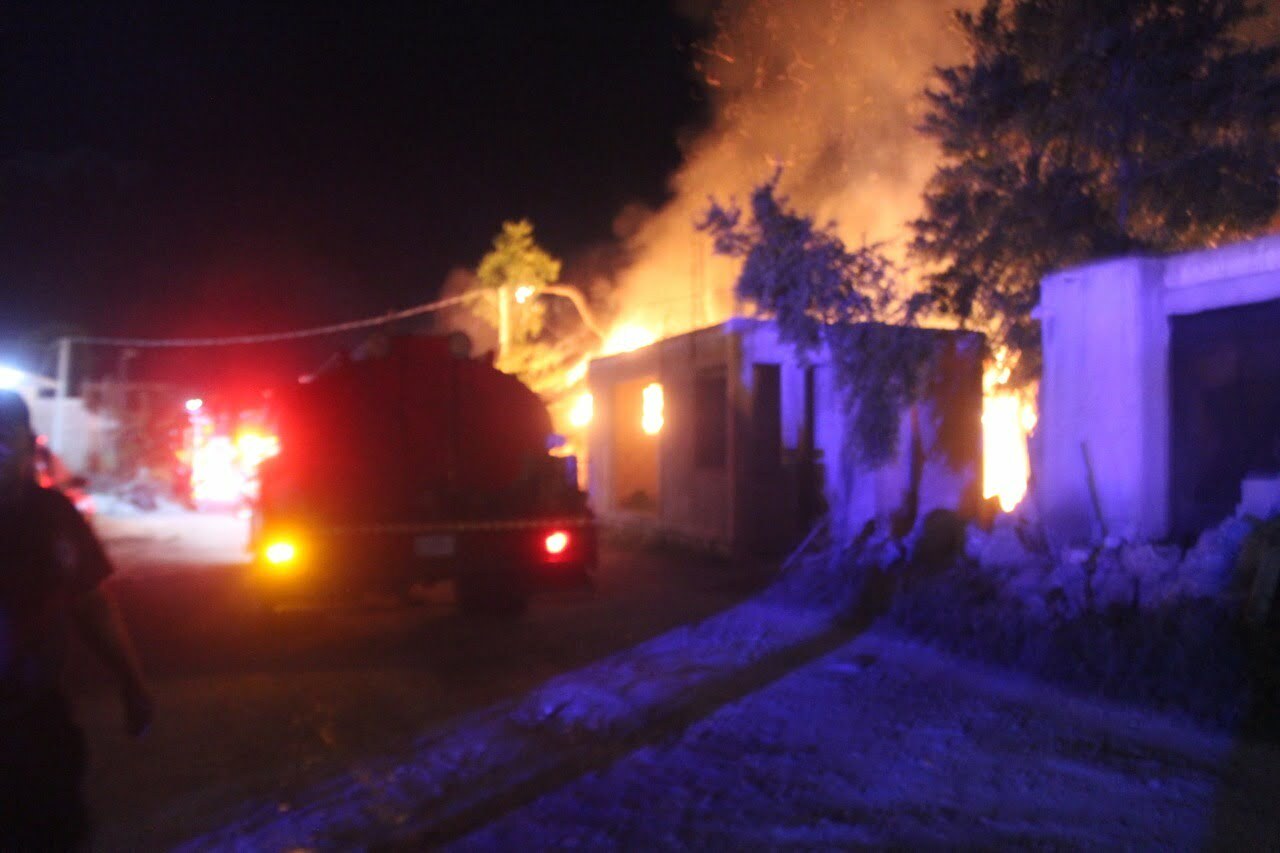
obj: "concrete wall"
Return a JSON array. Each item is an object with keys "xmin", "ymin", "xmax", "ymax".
[
  {"xmin": 588, "ymin": 319, "xmax": 984, "ymax": 555},
  {"xmin": 29, "ymin": 397, "xmax": 114, "ymax": 474},
  {"xmin": 1038, "ymin": 234, "xmax": 1280, "ymax": 543},
  {"xmin": 814, "ymin": 327, "xmax": 984, "ymax": 549},
  {"xmin": 8, "ymin": 372, "xmax": 113, "ymax": 473},
  {"xmin": 588, "ymin": 324, "xmax": 738, "ymax": 551}
]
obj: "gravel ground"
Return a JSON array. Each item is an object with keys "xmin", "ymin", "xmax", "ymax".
[
  {"xmin": 453, "ymin": 630, "xmax": 1280, "ymax": 851},
  {"xmin": 83, "ymin": 508, "xmax": 1280, "ymax": 850}
]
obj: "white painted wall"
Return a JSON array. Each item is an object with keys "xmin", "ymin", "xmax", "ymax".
[
  {"xmin": 1037, "ymin": 234, "xmax": 1280, "ymax": 544},
  {"xmin": 6, "ymin": 371, "xmax": 114, "ymax": 473},
  {"xmin": 589, "ymin": 318, "xmax": 982, "ymax": 553},
  {"xmin": 733, "ymin": 319, "xmax": 983, "ymax": 549}
]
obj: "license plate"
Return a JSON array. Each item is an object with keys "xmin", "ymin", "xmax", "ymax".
[{"xmin": 414, "ymin": 534, "xmax": 456, "ymax": 558}]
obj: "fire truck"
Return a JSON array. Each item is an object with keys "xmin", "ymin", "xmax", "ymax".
[{"xmin": 251, "ymin": 333, "xmax": 596, "ymax": 616}]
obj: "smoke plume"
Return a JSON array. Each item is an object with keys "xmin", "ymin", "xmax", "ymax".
[{"xmin": 611, "ymin": 0, "xmax": 974, "ymax": 337}]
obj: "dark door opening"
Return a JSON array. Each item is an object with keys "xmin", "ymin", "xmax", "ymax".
[
  {"xmin": 1170, "ymin": 298, "xmax": 1280, "ymax": 539},
  {"xmin": 798, "ymin": 365, "xmax": 824, "ymax": 529}
]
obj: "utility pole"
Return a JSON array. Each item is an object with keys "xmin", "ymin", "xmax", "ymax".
[
  {"xmin": 496, "ymin": 284, "xmax": 512, "ymax": 368},
  {"xmin": 51, "ymin": 337, "xmax": 72, "ymax": 454}
]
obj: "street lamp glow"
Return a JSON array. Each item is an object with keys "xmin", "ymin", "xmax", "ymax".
[
  {"xmin": 514, "ymin": 285, "xmax": 536, "ymax": 304},
  {"xmin": 185, "ymin": 398, "xmax": 204, "ymax": 413},
  {"xmin": 0, "ymin": 366, "xmax": 23, "ymax": 390}
]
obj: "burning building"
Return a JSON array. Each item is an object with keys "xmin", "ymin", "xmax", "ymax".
[{"xmin": 586, "ymin": 318, "xmax": 983, "ymax": 556}]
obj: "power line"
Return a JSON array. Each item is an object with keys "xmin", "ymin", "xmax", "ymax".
[{"xmin": 68, "ymin": 292, "xmax": 484, "ymax": 348}]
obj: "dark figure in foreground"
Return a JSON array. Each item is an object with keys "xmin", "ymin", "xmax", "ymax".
[{"xmin": 0, "ymin": 391, "xmax": 153, "ymax": 849}]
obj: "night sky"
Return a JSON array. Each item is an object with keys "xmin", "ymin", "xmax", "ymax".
[{"xmin": 2, "ymin": 1, "xmax": 707, "ymax": 387}]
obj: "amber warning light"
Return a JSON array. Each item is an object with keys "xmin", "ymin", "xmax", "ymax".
[
  {"xmin": 544, "ymin": 531, "xmax": 570, "ymax": 556},
  {"xmin": 264, "ymin": 541, "xmax": 297, "ymax": 565}
]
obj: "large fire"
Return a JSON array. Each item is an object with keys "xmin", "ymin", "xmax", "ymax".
[
  {"xmin": 982, "ymin": 351, "xmax": 1037, "ymax": 512},
  {"xmin": 588, "ymin": 322, "xmax": 1036, "ymax": 513},
  {"xmin": 602, "ymin": 324, "xmax": 658, "ymax": 356},
  {"xmin": 188, "ymin": 422, "xmax": 280, "ymax": 508},
  {"xmin": 641, "ymin": 382, "xmax": 665, "ymax": 435}
]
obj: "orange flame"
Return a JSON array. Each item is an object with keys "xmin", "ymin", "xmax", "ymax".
[
  {"xmin": 982, "ymin": 351, "xmax": 1036, "ymax": 512},
  {"xmin": 641, "ymin": 383, "xmax": 664, "ymax": 435},
  {"xmin": 602, "ymin": 324, "xmax": 658, "ymax": 356}
]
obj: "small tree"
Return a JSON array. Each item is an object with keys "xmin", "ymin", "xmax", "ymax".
[
  {"xmin": 472, "ymin": 219, "xmax": 562, "ymax": 363},
  {"xmin": 466, "ymin": 220, "xmax": 603, "ymax": 406},
  {"xmin": 702, "ymin": 174, "xmax": 937, "ymax": 464},
  {"xmin": 912, "ymin": 0, "xmax": 1280, "ymax": 385}
]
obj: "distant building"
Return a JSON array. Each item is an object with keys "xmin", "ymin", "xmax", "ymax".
[
  {"xmin": 1038, "ymin": 234, "xmax": 1280, "ymax": 543},
  {"xmin": 3, "ymin": 369, "xmax": 115, "ymax": 473},
  {"xmin": 80, "ymin": 378, "xmax": 185, "ymax": 475},
  {"xmin": 586, "ymin": 318, "xmax": 984, "ymax": 556}
]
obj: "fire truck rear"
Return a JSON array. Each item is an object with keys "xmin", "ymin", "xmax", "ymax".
[{"xmin": 251, "ymin": 334, "xmax": 596, "ymax": 616}]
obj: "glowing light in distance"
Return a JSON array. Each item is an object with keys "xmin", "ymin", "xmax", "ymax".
[
  {"xmin": 235, "ymin": 429, "xmax": 280, "ymax": 469},
  {"xmin": 514, "ymin": 285, "xmax": 536, "ymax": 304},
  {"xmin": 264, "ymin": 541, "xmax": 297, "ymax": 565},
  {"xmin": 602, "ymin": 324, "xmax": 657, "ymax": 356},
  {"xmin": 0, "ymin": 367, "xmax": 23, "ymax": 390},
  {"xmin": 569, "ymin": 392, "xmax": 594, "ymax": 429},
  {"xmin": 185, "ymin": 398, "xmax": 204, "ymax": 413},
  {"xmin": 641, "ymin": 383, "xmax": 664, "ymax": 435},
  {"xmin": 191, "ymin": 436, "xmax": 247, "ymax": 504},
  {"xmin": 544, "ymin": 531, "xmax": 569, "ymax": 555}
]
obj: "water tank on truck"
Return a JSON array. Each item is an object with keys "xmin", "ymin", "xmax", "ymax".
[{"xmin": 251, "ymin": 333, "xmax": 597, "ymax": 617}]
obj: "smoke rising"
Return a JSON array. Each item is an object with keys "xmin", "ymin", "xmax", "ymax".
[{"xmin": 611, "ymin": 0, "xmax": 974, "ymax": 336}]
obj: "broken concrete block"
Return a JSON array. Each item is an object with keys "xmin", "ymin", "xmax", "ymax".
[
  {"xmin": 964, "ymin": 524, "xmax": 989, "ymax": 563},
  {"xmin": 1238, "ymin": 474, "xmax": 1280, "ymax": 520},
  {"xmin": 1178, "ymin": 516, "xmax": 1254, "ymax": 599},
  {"xmin": 1119, "ymin": 544, "xmax": 1183, "ymax": 609},
  {"xmin": 1093, "ymin": 548, "xmax": 1141, "ymax": 610},
  {"xmin": 1044, "ymin": 560, "xmax": 1089, "ymax": 619},
  {"xmin": 978, "ymin": 518, "xmax": 1047, "ymax": 577}
]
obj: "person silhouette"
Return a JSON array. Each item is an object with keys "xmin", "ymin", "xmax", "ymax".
[{"xmin": 0, "ymin": 390, "xmax": 153, "ymax": 849}]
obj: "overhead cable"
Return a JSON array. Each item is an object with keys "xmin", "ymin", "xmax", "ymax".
[{"xmin": 69, "ymin": 292, "xmax": 484, "ymax": 348}]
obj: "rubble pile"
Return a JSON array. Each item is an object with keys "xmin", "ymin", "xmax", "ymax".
[
  {"xmin": 963, "ymin": 513, "xmax": 1259, "ymax": 620},
  {"xmin": 880, "ymin": 505, "xmax": 1279, "ymax": 726}
]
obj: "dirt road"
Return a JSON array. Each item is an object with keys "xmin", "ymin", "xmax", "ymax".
[{"xmin": 74, "ymin": 514, "xmax": 773, "ymax": 850}]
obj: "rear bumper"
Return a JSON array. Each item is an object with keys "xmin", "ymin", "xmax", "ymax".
[{"xmin": 251, "ymin": 517, "xmax": 597, "ymax": 598}]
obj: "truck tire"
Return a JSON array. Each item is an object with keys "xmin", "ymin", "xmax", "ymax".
[{"xmin": 456, "ymin": 567, "xmax": 529, "ymax": 620}]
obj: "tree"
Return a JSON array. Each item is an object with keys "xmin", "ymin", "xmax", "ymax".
[
  {"xmin": 912, "ymin": 0, "xmax": 1280, "ymax": 385},
  {"xmin": 701, "ymin": 172, "xmax": 899, "ymax": 343},
  {"xmin": 466, "ymin": 220, "xmax": 603, "ymax": 406},
  {"xmin": 702, "ymin": 174, "xmax": 939, "ymax": 464},
  {"xmin": 472, "ymin": 219, "xmax": 562, "ymax": 364}
]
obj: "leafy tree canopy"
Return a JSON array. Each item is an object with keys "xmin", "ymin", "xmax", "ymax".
[
  {"xmin": 467, "ymin": 220, "xmax": 600, "ymax": 406},
  {"xmin": 472, "ymin": 219, "xmax": 563, "ymax": 345},
  {"xmin": 476, "ymin": 219, "xmax": 561, "ymax": 294},
  {"xmin": 912, "ymin": 0, "xmax": 1280, "ymax": 385},
  {"xmin": 702, "ymin": 175, "xmax": 942, "ymax": 464},
  {"xmin": 701, "ymin": 172, "xmax": 899, "ymax": 351}
]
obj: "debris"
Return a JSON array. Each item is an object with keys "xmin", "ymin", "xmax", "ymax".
[
  {"xmin": 976, "ymin": 516, "xmax": 1049, "ymax": 577},
  {"xmin": 1237, "ymin": 474, "xmax": 1280, "ymax": 520},
  {"xmin": 1178, "ymin": 516, "xmax": 1254, "ymax": 600}
]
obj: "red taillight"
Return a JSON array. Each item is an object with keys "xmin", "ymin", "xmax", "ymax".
[{"xmin": 544, "ymin": 531, "xmax": 570, "ymax": 556}]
